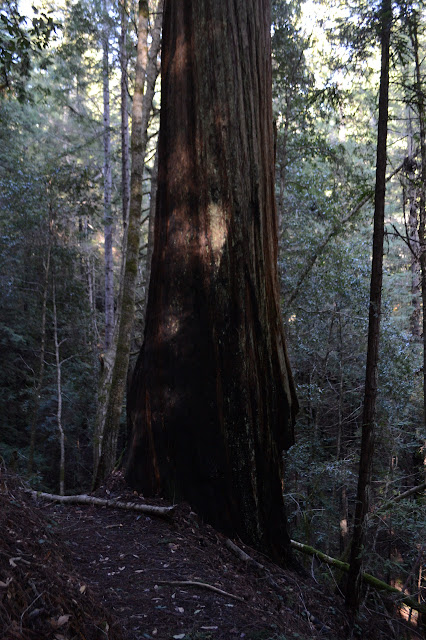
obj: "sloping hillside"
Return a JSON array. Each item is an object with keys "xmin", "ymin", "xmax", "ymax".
[{"xmin": 0, "ymin": 469, "xmax": 421, "ymax": 640}]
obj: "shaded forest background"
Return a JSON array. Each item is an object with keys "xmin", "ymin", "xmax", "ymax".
[{"xmin": 0, "ymin": 0, "xmax": 425, "ymax": 623}]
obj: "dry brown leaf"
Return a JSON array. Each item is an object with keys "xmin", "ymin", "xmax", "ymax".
[
  {"xmin": 57, "ymin": 615, "xmax": 71, "ymax": 627},
  {"xmin": 50, "ymin": 614, "xmax": 71, "ymax": 628}
]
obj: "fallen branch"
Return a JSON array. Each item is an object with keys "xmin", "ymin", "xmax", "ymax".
[
  {"xmin": 28, "ymin": 491, "xmax": 175, "ymax": 519},
  {"xmin": 157, "ymin": 580, "xmax": 245, "ymax": 602},
  {"xmin": 290, "ymin": 539, "xmax": 426, "ymax": 614},
  {"xmin": 377, "ymin": 482, "xmax": 426, "ymax": 512}
]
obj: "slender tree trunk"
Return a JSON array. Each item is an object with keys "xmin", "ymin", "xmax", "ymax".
[
  {"xmin": 336, "ymin": 312, "xmax": 349, "ymax": 554},
  {"xmin": 93, "ymin": 23, "xmax": 116, "ymax": 478},
  {"xmin": 346, "ymin": 0, "xmax": 391, "ymax": 610},
  {"xmin": 406, "ymin": 108, "xmax": 421, "ymax": 338},
  {"xmin": 102, "ymin": 26, "xmax": 114, "ymax": 351},
  {"xmin": 93, "ymin": 1, "xmax": 163, "ymax": 488},
  {"xmin": 410, "ymin": 15, "xmax": 426, "ymax": 490},
  {"xmin": 126, "ymin": 0, "xmax": 298, "ymax": 564},
  {"xmin": 28, "ymin": 207, "xmax": 52, "ymax": 475},
  {"xmin": 87, "ymin": 254, "xmax": 100, "ymax": 346},
  {"xmin": 120, "ymin": 0, "xmax": 130, "ymax": 230},
  {"xmin": 418, "ymin": 560, "xmax": 425, "ymax": 629},
  {"xmin": 52, "ymin": 280, "xmax": 65, "ymax": 496},
  {"xmin": 143, "ymin": 139, "xmax": 159, "ymax": 327},
  {"xmin": 116, "ymin": 0, "xmax": 131, "ymax": 328},
  {"xmin": 115, "ymin": 0, "xmax": 131, "ymax": 354}
]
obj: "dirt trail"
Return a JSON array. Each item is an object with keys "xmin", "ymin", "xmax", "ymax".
[
  {"xmin": 44, "ymin": 501, "xmax": 305, "ymax": 639},
  {"xmin": 3, "ymin": 471, "xmax": 415, "ymax": 640},
  {"xmin": 41, "ymin": 477, "xmax": 343, "ymax": 640}
]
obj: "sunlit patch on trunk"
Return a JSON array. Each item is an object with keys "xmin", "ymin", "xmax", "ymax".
[{"xmin": 207, "ymin": 202, "xmax": 228, "ymax": 268}]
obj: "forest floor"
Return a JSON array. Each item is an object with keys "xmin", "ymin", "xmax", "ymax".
[{"xmin": 0, "ymin": 469, "xmax": 423, "ymax": 640}]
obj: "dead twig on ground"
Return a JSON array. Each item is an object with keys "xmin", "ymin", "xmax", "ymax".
[{"xmin": 156, "ymin": 579, "xmax": 245, "ymax": 602}]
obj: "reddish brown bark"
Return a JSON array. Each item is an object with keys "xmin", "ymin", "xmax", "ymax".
[{"xmin": 126, "ymin": 0, "xmax": 298, "ymax": 563}]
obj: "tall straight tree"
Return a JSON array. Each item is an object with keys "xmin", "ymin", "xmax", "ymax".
[
  {"xmin": 126, "ymin": 0, "xmax": 298, "ymax": 563},
  {"xmin": 28, "ymin": 202, "xmax": 52, "ymax": 475},
  {"xmin": 120, "ymin": 0, "xmax": 130, "ymax": 230},
  {"xmin": 346, "ymin": 0, "xmax": 392, "ymax": 610},
  {"xmin": 101, "ymin": 3, "xmax": 114, "ymax": 350},
  {"xmin": 408, "ymin": 9, "xmax": 426, "ymax": 456},
  {"xmin": 93, "ymin": 1, "xmax": 163, "ymax": 487},
  {"xmin": 405, "ymin": 108, "xmax": 421, "ymax": 339}
]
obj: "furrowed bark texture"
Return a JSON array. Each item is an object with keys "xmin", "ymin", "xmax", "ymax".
[
  {"xmin": 126, "ymin": 0, "xmax": 298, "ymax": 563},
  {"xmin": 346, "ymin": 0, "xmax": 391, "ymax": 610}
]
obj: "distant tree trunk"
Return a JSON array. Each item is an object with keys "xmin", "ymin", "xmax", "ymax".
[
  {"xmin": 102, "ymin": 24, "xmax": 114, "ymax": 351},
  {"xmin": 120, "ymin": 0, "xmax": 130, "ymax": 230},
  {"xmin": 87, "ymin": 254, "xmax": 100, "ymax": 346},
  {"xmin": 114, "ymin": 0, "xmax": 131, "ymax": 357},
  {"xmin": 405, "ymin": 109, "xmax": 421, "ymax": 339},
  {"xmin": 93, "ymin": 1, "xmax": 163, "ymax": 488},
  {"xmin": 28, "ymin": 204, "xmax": 52, "ymax": 475},
  {"xmin": 126, "ymin": 0, "xmax": 298, "ymax": 564},
  {"xmin": 346, "ymin": 0, "xmax": 391, "ymax": 610},
  {"xmin": 410, "ymin": 14, "xmax": 426, "ymax": 494},
  {"xmin": 52, "ymin": 279, "xmax": 65, "ymax": 496},
  {"xmin": 92, "ymin": 21, "xmax": 116, "ymax": 479},
  {"xmin": 336, "ymin": 311, "xmax": 349, "ymax": 554}
]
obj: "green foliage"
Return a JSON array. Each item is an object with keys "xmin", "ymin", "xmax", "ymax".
[
  {"xmin": 0, "ymin": 1, "xmax": 56, "ymax": 99},
  {"xmin": 0, "ymin": 50, "xmax": 105, "ymax": 490},
  {"xmin": 0, "ymin": 0, "xmax": 158, "ymax": 493},
  {"xmin": 274, "ymin": 0, "xmax": 426, "ymax": 611}
]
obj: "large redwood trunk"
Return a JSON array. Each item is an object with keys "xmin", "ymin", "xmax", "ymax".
[{"xmin": 126, "ymin": 0, "xmax": 298, "ymax": 563}]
